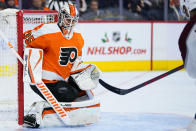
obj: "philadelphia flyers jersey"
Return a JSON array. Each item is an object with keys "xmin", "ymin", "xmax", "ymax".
[{"xmin": 24, "ymin": 23, "xmax": 84, "ymax": 83}]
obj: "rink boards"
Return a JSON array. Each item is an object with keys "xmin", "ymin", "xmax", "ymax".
[
  {"xmin": 78, "ymin": 21, "xmax": 186, "ymax": 71},
  {"xmin": 0, "ymin": 22, "xmax": 187, "ymax": 77}
]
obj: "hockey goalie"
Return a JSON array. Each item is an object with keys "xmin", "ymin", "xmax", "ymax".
[{"xmin": 23, "ymin": 0, "xmax": 101, "ymax": 128}]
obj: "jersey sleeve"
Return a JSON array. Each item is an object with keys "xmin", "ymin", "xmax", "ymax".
[{"xmin": 24, "ymin": 24, "xmax": 48, "ymax": 49}]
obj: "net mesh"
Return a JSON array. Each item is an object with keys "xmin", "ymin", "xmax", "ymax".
[
  {"xmin": 0, "ymin": 9, "xmax": 57, "ymax": 125},
  {"xmin": 0, "ymin": 9, "xmax": 18, "ymax": 122}
]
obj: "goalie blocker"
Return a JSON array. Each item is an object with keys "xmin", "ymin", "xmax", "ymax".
[{"xmin": 23, "ymin": 48, "xmax": 101, "ymax": 128}]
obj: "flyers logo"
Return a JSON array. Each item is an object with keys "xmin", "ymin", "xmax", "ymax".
[{"xmin": 59, "ymin": 47, "xmax": 78, "ymax": 66}]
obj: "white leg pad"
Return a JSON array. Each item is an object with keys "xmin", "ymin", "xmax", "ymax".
[
  {"xmin": 39, "ymin": 99, "xmax": 101, "ymax": 127},
  {"xmin": 42, "ymin": 106, "xmax": 100, "ymax": 127}
]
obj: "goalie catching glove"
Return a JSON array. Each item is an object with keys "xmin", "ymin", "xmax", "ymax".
[{"xmin": 70, "ymin": 57, "xmax": 101, "ymax": 91}]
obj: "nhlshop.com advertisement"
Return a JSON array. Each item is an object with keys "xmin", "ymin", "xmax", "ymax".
[{"xmin": 80, "ymin": 23, "xmax": 151, "ymax": 62}]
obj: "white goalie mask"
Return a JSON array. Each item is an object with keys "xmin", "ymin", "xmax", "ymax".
[
  {"xmin": 180, "ymin": 0, "xmax": 196, "ymax": 18},
  {"xmin": 58, "ymin": 1, "xmax": 79, "ymax": 39}
]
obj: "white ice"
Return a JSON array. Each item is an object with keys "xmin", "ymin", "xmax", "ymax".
[{"xmin": 0, "ymin": 70, "xmax": 196, "ymax": 131}]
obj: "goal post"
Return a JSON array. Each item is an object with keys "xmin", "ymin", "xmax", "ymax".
[
  {"xmin": 0, "ymin": 9, "xmax": 58, "ymax": 125},
  {"xmin": 17, "ymin": 10, "xmax": 24, "ymax": 126}
]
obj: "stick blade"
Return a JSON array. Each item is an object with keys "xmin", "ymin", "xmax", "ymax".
[{"xmin": 99, "ymin": 79, "xmax": 126, "ymax": 95}]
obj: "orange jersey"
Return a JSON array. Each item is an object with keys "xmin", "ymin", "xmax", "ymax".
[{"xmin": 24, "ymin": 23, "xmax": 84, "ymax": 83}]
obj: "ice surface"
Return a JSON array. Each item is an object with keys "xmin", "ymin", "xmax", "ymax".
[
  {"xmin": 0, "ymin": 71, "xmax": 196, "ymax": 131},
  {"xmin": 0, "ymin": 112, "xmax": 192, "ymax": 131}
]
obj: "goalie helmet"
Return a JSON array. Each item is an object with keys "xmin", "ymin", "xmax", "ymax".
[
  {"xmin": 180, "ymin": 0, "xmax": 196, "ymax": 18},
  {"xmin": 58, "ymin": 1, "xmax": 79, "ymax": 39}
]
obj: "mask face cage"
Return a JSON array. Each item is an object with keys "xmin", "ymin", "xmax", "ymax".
[
  {"xmin": 58, "ymin": 7, "xmax": 79, "ymax": 31},
  {"xmin": 62, "ymin": 10, "xmax": 78, "ymax": 28}
]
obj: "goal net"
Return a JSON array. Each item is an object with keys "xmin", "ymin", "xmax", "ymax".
[{"xmin": 0, "ymin": 9, "xmax": 58, "ymax": 126}]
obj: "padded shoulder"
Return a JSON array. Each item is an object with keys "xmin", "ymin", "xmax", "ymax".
[{"xmin": 31, "ymin": 23, "xmax": 61, "ymax": 39}]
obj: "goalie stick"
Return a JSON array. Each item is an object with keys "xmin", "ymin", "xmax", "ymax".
[
  {"xmin": 99, "ymin": 65, "xmax": 184, "ymax": 95},
  {"xmin": 0, "ymin": 30, "xmax": 71, "ymax": 125}
]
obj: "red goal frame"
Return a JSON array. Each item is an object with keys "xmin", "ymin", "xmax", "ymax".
[{"xmin": 16, "ymin": 10, "xmax": 58, "ymax": 125}]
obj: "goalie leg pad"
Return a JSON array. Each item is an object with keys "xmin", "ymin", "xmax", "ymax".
[
  {"xmin": 41, "ymin": 99, "xmax": 101, "ymax": 127},
  {"xmin": 24, "ymin": 99, "xmax": 100, "ymax": 128},
  {"xmin": 23, "ymin": 48, "xmax": 43, "ymax": 84},
  {"xmin": 42, "ymin": 105, "xmax": 100, "ymax": 127}
]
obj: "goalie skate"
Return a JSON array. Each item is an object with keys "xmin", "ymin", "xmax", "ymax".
[{"xmin": 23, "ymin": 114, "xmax": 40, "ymax": 128}]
